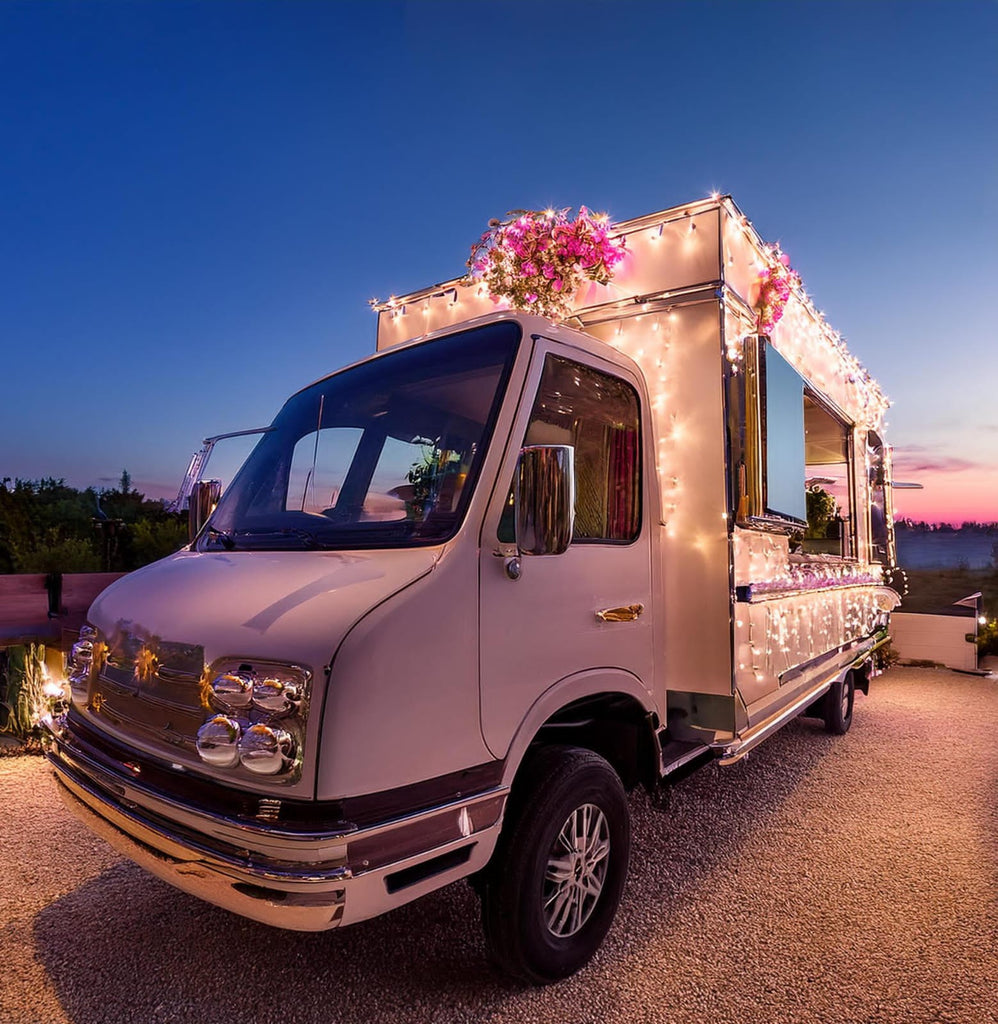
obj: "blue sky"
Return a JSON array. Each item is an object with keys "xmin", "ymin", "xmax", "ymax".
[{"xmin": 1, "ymin": 0, "xmax": 995, "ymax": 521}]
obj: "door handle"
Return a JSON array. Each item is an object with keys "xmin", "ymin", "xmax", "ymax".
[{"xmin": 595, "ymin": 603, "xmax": 644, "ymax": 623}]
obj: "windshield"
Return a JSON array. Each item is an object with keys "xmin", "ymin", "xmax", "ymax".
[{"xmin": 201, "ymin": 321, "xmax": 520, "ymax": 551}]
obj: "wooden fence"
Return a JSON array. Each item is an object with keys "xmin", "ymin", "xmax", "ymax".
[{"xmin": 0, "ymin": 572, "xmax": 126, "ymax": 650}]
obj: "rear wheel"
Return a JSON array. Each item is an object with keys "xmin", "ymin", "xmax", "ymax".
[
  {"xmin": 479, "ymin": 745, "xmax": 630, "ymax": 984},
  {"xmin": 824, "ymin": 672, "xmax": 855, "ymax": 734}
]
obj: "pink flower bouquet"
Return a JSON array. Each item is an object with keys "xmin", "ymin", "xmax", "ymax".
[{"xmin": 467, "ymin": 207, "xmax": 626, "ymax": 320}]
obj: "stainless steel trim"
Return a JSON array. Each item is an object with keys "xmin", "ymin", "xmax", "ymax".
[
  {"xmin": 661, "ymin": 743, "xmax": 712, "ymax": 777},
  {"xmin": 717, "ymin": 680, "xmax": 834, "ymax": 766},
  {"xmin": 44, "ymin": 719, "xmax": 338, "ymax": 843},
  {"xmin": 720, "ymin": 626, "xmax": 876, "ymax": 765},
  {"xmin": 46, "ymin": 717, "xmax": 509, "ymax": 879},
  {"xmin": 719, "ymin": 631, "xmax": 882, "ymax": 766},
  {"xmin": 54, "ymin": 761, "xmax": 350, "ymax": 884}
]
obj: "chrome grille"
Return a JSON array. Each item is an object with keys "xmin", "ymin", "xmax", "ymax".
[{"xmin": 88, "ymin": 627, "xmax": 206, "ymax": 753}]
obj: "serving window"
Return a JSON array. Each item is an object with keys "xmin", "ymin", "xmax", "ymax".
[
  {"xmin": 732, "ymin": 339, "xmax": 856, "ymax": 559},
  {"xmin": 802, "ymin": 393, "xmax": 855, "ymax": 558}
]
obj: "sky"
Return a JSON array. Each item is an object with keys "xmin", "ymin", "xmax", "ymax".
[{"xmin": 1, "ymin": 0, "xmax": 995, "ymax": 524}]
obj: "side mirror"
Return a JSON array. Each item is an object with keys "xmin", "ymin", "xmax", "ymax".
[
  {"xmin": 515, "ymin": 445, "xmax": 575, "ymax": 556},
  {"xmin": 188, "ymin": 479, "xmax": 222, "ymax": 542}
]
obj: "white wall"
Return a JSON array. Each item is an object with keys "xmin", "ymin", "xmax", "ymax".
[{"xmin": 891, "ymin": 612, "xmax": 978, "ymax": 671}]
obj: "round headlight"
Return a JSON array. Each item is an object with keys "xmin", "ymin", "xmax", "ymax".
[
  {"xmin": 196, "ymin": 715, "xmax": 242, "ymax": 767},
  {"xmin": 238, "ymin": 723, "xmax": 296, "ymax": 775},
  {"xmin": 210, "ymin": 671, "xmax": 253, "ymax": 711},
  {"xmin": 252, "ymin": 675, "xmax": 298, "ymax": 715}
]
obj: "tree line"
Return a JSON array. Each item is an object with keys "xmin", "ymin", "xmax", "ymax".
[
  {"xmin": 0, "ymin": 472, "xmax": 188, "ymax": 574},
  {"xmin": 895, "ymin": 520, "xmax": 998, "ymax": 533}
]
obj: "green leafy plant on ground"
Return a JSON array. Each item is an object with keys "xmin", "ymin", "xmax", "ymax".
[
  {"xmin": 978, "ymin": 619, "xmax": 998, "ymax": 657},
  {"xmin": 0, "ymin": 644, "xmax": 47, "ymax": 741},
  {"xmin": 875, "ymin": 641, "xmax": 901, "ymax": 672}
]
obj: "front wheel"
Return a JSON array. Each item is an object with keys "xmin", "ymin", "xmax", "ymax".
[
  {"xmin": 824, "ymin": 672, "xmax": 855, "ymax": 734},
  {"xmin": 479, "ymin": 746, "xmax": 630, "ymax": 984}
]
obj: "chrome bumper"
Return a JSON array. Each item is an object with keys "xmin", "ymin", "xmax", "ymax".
[{"xmin": 45, "ymin": 718, "xmax": 506, "ymax": 931}]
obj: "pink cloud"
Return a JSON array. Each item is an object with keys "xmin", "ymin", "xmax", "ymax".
[{"xmin": 891, "ymin": 448, "xmax": 983, "ymax": 475}]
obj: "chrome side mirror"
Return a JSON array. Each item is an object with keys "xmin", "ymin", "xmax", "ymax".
[
  {"xmin": 515, "ymin": 445, "xmax": 575, "ymax": 556},
  {"xmin": 188, "ymin": 479, "xmax": 222, "ymax": 542}
]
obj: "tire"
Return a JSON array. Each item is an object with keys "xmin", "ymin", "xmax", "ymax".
[
  {"xmin": 824, "ymin": 672, "xmax": 855, "ymax": 734},
  {"xmin": 479, "ymin": 745, "xmax": 630, "ymax": 984}
]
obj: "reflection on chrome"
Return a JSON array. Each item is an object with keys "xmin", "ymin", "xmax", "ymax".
[
  {"xmin": 196, "ymin": 715, "xmax": 242, "ymax": 767},
  {"xmin": 238, "ymin": 723, "xmax": 296, "ymax": 775}
]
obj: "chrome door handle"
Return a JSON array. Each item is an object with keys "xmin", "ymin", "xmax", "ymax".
[{"xmin": 595, "ymin": 603, "xmax": 644, "ymax": 623}]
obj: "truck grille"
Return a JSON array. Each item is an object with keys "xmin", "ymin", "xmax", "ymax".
[{"xmin": 87, "ymin": 627, "xmax": 207, "ymax": 755}]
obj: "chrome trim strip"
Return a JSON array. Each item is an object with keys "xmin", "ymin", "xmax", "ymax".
[
  {"xmin": 45, "ymin": 718, "xmax": 507, "ymax": 848},
  {"xmin": 54, "ymin": 761, "xmax": 349, "ymax": 884},
  {"xmin": 718, "ymin": 634, "xmax": 880, "ymax": 766},
  {"xmin": 660, "ymin": 743, "xmax": 712, "ymax": 777},
  {"xmin": 717, "ymin": 682, "xmax": 833, "ymax": 766},
  {"xmin": 46, "ymin": 719, "xmax": 509, "ymax": 882},
  {"xmin": 43, "ymin": 720, "xmax": 335, "ymax": 842}
]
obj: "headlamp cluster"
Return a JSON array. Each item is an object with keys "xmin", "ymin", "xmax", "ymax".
[{"xmin": 195, "ymin": 661, "xmax": 310, "ymax": 777}]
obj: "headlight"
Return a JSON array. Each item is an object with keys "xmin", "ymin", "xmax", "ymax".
[
  {"xmin": 196, "ymin": 659, "xmax": 310, "ymax": 779},
  {"xmin": 209, "ymin": 671, "xmax": 253, "ymax": 711},
  {"xmin": 196, "ymin": 716, "xmax": 242, "ymax": 767},
  {"xmin": 238, "ymin": 723, "xmax": 297, "ymax": 775},
  {"xmin": 252, "ymin": 675, "xmax": 301, "ymax": 715}
]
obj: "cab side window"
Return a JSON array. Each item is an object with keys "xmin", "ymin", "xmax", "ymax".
[{"xmin": 499, "ymin": 355, "xmax": 641, "ymax": 543}]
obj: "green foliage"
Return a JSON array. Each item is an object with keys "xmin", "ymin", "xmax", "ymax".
[
  {"xmin": 805, "ymin": 486, "xmax": 837, "ymax": 539},
  {"xmin": 0, "ymin": 474, "xmax": 187, "ymax": 574},
  {"xmin": 130, "ymin": 516, "xmax": 189, "ymax": 565},
  {"xmin": 875, "ymin": 641, "xmax": 901, "ymax": 672},
  {"xmin": 404, "ymin": 444, "xmax": 459, "ymax": 520},
  {"xmin": 0, "ymin": 644, "xmax": 46, "ymax": 739},
  {"xmin": 978, "ymin": 619, "xmax": 998, "ymax": 657},
  {"xmin": 13, "ymin": 531, "xmax": 101, "ymax": 573}
]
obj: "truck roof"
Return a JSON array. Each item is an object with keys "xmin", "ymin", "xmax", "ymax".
[{"xmin": 372, "ymin": 194, "xmax": 889, "ymax": 433}]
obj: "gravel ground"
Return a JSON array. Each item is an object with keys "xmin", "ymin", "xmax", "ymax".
[{"xmin": 2, "ymin": 666, "xmax": 996, "ymax": 1024}]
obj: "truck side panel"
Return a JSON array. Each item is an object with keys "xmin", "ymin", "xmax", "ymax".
[{"xmin": 583, "ymin": 301, "xmax": 735, "ymax": 701}]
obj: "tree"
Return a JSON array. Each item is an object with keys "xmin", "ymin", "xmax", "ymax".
[{"xmin": 0, "ymin": 477, "xmax": 186, "ymax": 574}]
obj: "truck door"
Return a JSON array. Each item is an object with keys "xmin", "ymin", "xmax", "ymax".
[{"xmin": 478, "ymin": 345, "xmax": 655, "ymax": 757}]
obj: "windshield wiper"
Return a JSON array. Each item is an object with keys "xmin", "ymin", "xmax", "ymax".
[
  {"xmin": 206, "ymin": 526, "xmax": 236, "ymax": 550},
  {"xmin": 229, "ymin": 527, "xmax": 326, "ymax": 550}
]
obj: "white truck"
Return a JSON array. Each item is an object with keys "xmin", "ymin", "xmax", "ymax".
[{"xmin": 46, "ymin": 195, "xmax": 901, "ymax": 983}]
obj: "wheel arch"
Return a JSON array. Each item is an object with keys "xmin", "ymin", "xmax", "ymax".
[{"xmin": 499, "ymin": 669, "xmax": 661, "ymax": 793}]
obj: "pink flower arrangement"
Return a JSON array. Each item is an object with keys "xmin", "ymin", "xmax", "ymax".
[
  {"xmin": 754, "ymin": 251, "xmax": 801, "ymax": 335},
  {"xmin": 467, "ymin": 207, "xmax": 627, "ymax": 320}
]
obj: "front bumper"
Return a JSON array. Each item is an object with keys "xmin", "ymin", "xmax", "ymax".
[{"xmin": 44, "ymin": 717, "xmax": 507, "ymax": 931}]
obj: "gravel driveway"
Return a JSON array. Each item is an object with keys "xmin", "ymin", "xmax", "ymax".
[{"xmin": 2, "ymin": 666, "xmax": 996, "ymax": 1024}]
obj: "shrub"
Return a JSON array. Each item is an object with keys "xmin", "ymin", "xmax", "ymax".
[
  {"xmin": 0, "ymin": 644, "xmax": 47, "ymax": 740},
  {"xmin": 978, "ymin": 619, "xmax": 998, "ymax": 657}
]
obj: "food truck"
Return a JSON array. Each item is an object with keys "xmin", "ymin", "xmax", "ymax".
[{"xmin": 45, "ymin": 195, "xmax": 901, "ymax": 983}]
